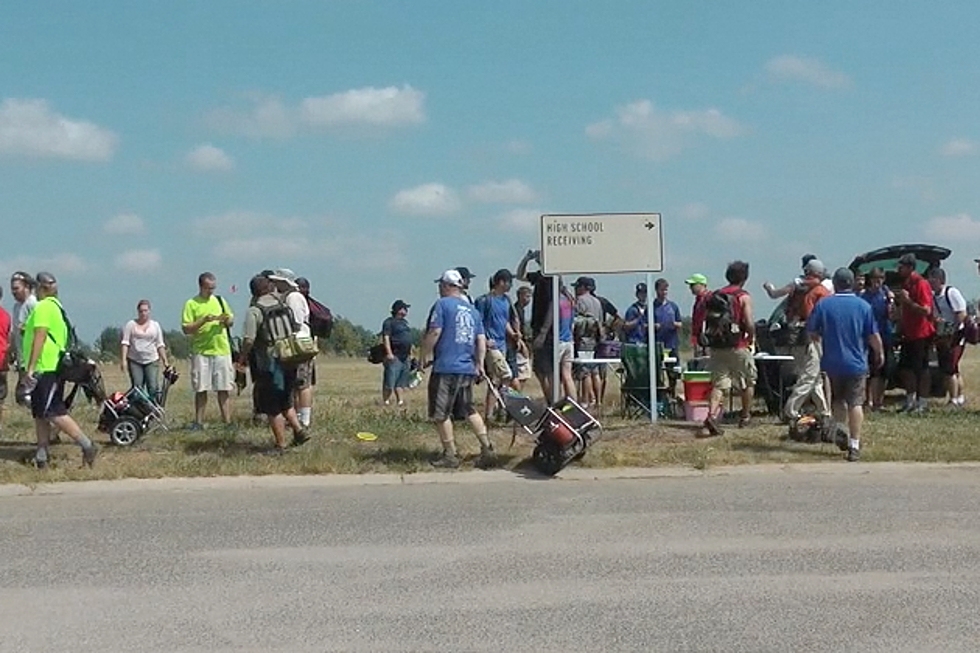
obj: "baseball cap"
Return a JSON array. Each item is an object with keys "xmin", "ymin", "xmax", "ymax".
[
  {"xmin": 572, "ymin": 276, "xmax": 592, "ymax": 288},
  {"xmin": 454, "ymin": 266, "xmax": 476, "ymax": 280},
  {"xmin": 268, "ymin": 267, "xmax": 299, "ymax": 288},
  {"xmin": 684, "ymin": 273, "xmax": 708, "ymax": 286},
  {"xmin": 803, "ymin": 259, "xmax": 826, "ymax": 277},
  {"xmin": 36, "ymin": 271, "xmax": 57, "ymax": 285},
  {"xmin": 435, "ymin": 269, "xmax": 464, "ymax": 287},
  {"xmin": 635, "ymin": 282, "xmax": 648, "ymax": 293},
  {"xmin": 898, "ymin": 253, "xmax": 917, "ymax": 267},
  {"xmin": 391, "ymin": 299, "xmax": 410, "ymax": 312},
  {"xmin": 295, "ymin": 276, "xmax": 310, "ymax": 290}
]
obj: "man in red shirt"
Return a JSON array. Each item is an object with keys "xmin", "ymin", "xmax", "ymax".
[
  {"xmin": 685, "ymin": 273, "xmax": 710, "ymax": 354},
  {"xmin": 0, "ymin": 287, "xmax": 10, "ymax": 433},
  {"xmin": 895, "ymin": 253, "xmax": 936, "ymax": 413}
]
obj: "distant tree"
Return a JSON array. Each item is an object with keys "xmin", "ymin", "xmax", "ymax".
[
  {"xmin": 163, "ymin": 329, "xmax": 191, "ymax": 360},
  {"xmin": 96, "ymin": 326, "xmax": 122, "ymax": 362},
  {"xmin": 322, "ymin": 316, "xmax": 377, "ymax": 357}
]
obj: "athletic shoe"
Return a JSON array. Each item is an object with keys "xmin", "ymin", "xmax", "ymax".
[
  {"xmin": 702, "ymin": 416, "xmax": 724, "ymax": 437},
  {"xmin": 430, "ymin": 453, "xmax": 461, "ymax": 469},
  {"xmin": 82, "ymin": 444, "xmax": 99, "ymax": 468},
  {"xmin": 33, "ymin": 455, "xmax": 48, "ymax": 470},
  {"xmin": 738, "ymin": 415, "xmax": 752, "ymax": 429},
  {"xmin": 263, "ymin": 446, "xmax": 287, "ymax": 457},
  {"xmin": 291, "ymin": 430, "xmax": 311, "ymax": 447},
  {"xmin": 475, "ymin": 446, "xmax": 498, "ymax": 470},
  {"xmin": 846, "ymin": 448, "xmax": 861, "ymax": 462}
]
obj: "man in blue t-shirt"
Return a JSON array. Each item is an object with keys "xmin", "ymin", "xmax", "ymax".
[
  {"xmin": 653, "ymin": 278, "xmax": 683, "ymax": 358},
  {"xmin": 421, "ymin": 269, "xmax": 496, "ymax": 470},
  {"xmin": 807, "ymin": 268, "xmax": 883, "ymax": 462},
  {"xmin": 474, "ymin": 269, "xmax": 521, "ymax": 420}
]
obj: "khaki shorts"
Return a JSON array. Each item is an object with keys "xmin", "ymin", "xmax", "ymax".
[
  {"xmin": 294, "ymin": 360, "xmax": 314, "ymax": 390},
  {"xmin": 485, "ymin": 348, "xmax": 513, "ymax": 384},
  {"xmin": 709, "ymin": 347, "xmax": 757, "ymax": 391},
  {"xmin": 515, "ymin": 352, "xmax": 532, "ymax": 382},
  {"xmin": 191, "ymin": 354, "xmax": 235, "ymax": 393}
]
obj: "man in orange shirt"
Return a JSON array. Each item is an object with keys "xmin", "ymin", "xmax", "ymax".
[
  {"xmin": 769, "ymin": 259, "xmax": 832, "ymax": 421},
  {"xmin": 895, "ymin": 254, "xmax": 936, "ymax": 413}
]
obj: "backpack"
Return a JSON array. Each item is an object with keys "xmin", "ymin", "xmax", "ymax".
[
  {"xmin": 699, "ymin": 289, "xmax": 745, "ymax": 349},
  {"xmin": 306, "ymin": 295, "xmax": 334, "ymax": 339},
  {"xmin": 259, "ymin": 298, "xmax": 317, "ymax": 367},
  {"xmin": 46, "ymin": 299, "xmax": 95, "ymax": 383}
]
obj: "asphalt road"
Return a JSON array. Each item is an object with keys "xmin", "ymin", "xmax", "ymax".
[{"xmin": 2, "ymin": 466, "xmax": 980, "ymax": 652}]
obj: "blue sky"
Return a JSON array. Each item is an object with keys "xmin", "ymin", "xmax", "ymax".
[{"xmin": 1, "ymin": 1, "xmax": 979, "ymax": 340}]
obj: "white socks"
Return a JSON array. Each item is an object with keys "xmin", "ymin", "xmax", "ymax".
[
  {"xmin": 849, "ymin": 438, "xmax": 860, "ymax": 451},
  {"xmin": 298, "ymin": 407, "xmax": 311, "ymax": 428}
]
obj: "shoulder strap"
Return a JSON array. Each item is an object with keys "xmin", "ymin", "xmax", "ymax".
[{"xmin": 43, "ymin": 299, "xmax": 75, "ymax": 351}]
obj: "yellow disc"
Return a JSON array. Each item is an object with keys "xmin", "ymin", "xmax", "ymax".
[{"xmin": 356, "ymin": 432, "xmax": 378, "ymax": 441}]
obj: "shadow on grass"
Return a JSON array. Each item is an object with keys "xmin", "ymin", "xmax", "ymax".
[
  {"xmin": 181, "ymin": 437, "xmax": 270, "ymax": 456},
  {"xmin": 0, "ymin": 441, "xmax": 35, "ymax": 466},
  {"xmin": 357, "ymin": 445, "xmax": 523, "ymax": 472},
  {"xmin": 728, "ymin": 439, "xmax": 836, "ymax": 459}
]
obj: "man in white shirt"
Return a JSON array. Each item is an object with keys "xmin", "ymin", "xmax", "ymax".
[
  {"xmin": 927, "ymin": 267, "xmax": 967, "ymax": 406},
  {"xmin": 268, "ymin": 268, "xmax": 315, "ymax": 429},
  {"xmin": 9, "ymin": 272, "xmax": 38, "ymax": 379}
]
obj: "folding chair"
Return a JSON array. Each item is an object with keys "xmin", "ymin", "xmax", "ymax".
[{"xmin": 618, "ymin": 343, "xmax": 678, "ymax": 419}]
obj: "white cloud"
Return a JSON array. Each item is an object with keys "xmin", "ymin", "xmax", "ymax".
[
  {"xmin": 497, "ymin": 208, "xmax": 543, "ymax": 233},
  {"xmin": 0, "ymin": 252, "xmax": 87, "ymax": 275},
  {"xmin": 504, "ymin": 139, "xmax": 532, "ymax": 155},
  {"xmin": 587, "ymin": 100, "xmax": 742, "ymax": 161},
  {"xmin": 115, "ymin": 249, "xmax": 162, "ymax": 273},
  {"xmin": 300, "ymin": 85, "xmax": 425, "ymax": 127},
  {"xmin": 765, "ymin": 55, "xmax": 851, "ymax": 89},
  {"xmin": 924, "ymin": 213, "xmax": 980, "ymax": 241},
  {"xmin": 214, "ymin": 237, "xmax": 313, "ymax": 260},
  {"xmin": 186, "ymin": 143, "xmax": 234, "ymax": 171},
  {"xmin": 467, "ymin": 179, "xmax": 538, "ymax": 204},
  {"xmin": 678, "ymin": 202, "xmax": 710, "ymax": 221},
  {"xmin": 940, "ymin": 139, "xmax": 977, "ymax": 157},
  {"xmin": 103, "ymin": 213, "xmax": 145, "ymax": 235},
  {"xmin": 0, "ymin": 98, "xmax": 118, "ymax": 161},
  {"xmin": 714, "ymin": 217, "xmax": 768, "ymax": 242},
  {"xmin": 193, "ymin": 211, "xmax": 310, "ymax": 237},
  {"xmin": 209, "ymin": 85, "xmax": 426, "ymax": 139},
  {"xmin": 388, "ymin": 183, "xmax": 461, "ymax": 216}
]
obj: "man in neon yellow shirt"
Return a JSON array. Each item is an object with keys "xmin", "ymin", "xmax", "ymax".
[
  {"xmin": 22, "ymin": 272, "xmax": 98, "ymax": 469},
  {"xmin": 182, "ymin": 272, "xmax": 234, "ymax": 429}
]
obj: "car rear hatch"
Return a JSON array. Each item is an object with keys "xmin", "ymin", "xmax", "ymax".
[{"xmin": 849, "ymin": 243, "xmax": 951, "ymax": 288}]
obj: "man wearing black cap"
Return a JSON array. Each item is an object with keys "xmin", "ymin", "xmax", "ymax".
[
  {"xmin": 455, "ymin": 267, "xmax": 476, "ymax": 304},
  {"xmin": 895, "ymin": 253, "xmax": 936, "ymax": 412},
  {"xmin": 20, "ymin": 272, "xmax": 98, "ymax": 468},
  {"xmin": 381, "ymin": 299, "xmax": 413, "ymax": 406},
  {"xmin": 623, "ymin": 283, "xmax": 649, "ymax": 345}
]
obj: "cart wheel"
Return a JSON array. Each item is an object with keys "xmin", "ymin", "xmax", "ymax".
[
  {"xmin": 532, "ymin": 444, "xmax": 564, "ymax": 476},
  {"xmin": 109, "ymin": 416, "xmax": 142, "ymax": 446}
]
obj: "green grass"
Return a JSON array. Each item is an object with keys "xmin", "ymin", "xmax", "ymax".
[{"xmin": 3, "ymin": 351, "xmax": 980, "ymax": 484}]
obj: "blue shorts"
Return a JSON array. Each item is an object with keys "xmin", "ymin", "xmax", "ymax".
[{"xmin": 383, "ymin": 358, "xmax": 411, "ymax": 389}]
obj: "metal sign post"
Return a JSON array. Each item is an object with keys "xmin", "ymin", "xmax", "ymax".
[{"xmin": 540, "ymin": 213, "xmax": 664, "ymax": 423}]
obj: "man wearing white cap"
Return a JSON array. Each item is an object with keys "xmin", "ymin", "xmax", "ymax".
[
  {"xmin": 420, "ymin": 269, "xmax": 496, "ymax": 469},
  {"xmin": 268, "ymin": 268, "xmax": 316, "ymax": 429}
]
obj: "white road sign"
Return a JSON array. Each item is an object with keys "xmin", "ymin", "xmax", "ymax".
[{"xmin": 540, "ymin": 212, "xmax": 663, "ymax": 275}]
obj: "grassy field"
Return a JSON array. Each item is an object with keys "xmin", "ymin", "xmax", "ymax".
[{"xmin": 2, "ymin": 349, "xmax": 980, "ymax": 483}]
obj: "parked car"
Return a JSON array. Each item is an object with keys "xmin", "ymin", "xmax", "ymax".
[{"xmin": 755, "ymin": 243, "xmax": 952, "ymax": 413}]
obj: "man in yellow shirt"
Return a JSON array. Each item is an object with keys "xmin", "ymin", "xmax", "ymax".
[
  {"xmin": 22, "ymin": 272, "xmax": 98, "ymax": 469},
  {"xmin": 181, "ymin": 272, "xmax": 234, "ymax": 429}
]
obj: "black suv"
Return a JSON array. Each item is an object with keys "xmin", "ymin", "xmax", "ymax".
[{"xmin": 755, "ymin": 244, "xmax": 952, "ymax": 412}]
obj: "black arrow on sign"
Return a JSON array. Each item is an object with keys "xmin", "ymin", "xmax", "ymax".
[{"xmin": 644, "ymin": 220, "xmax": 656, "ymax": 230}]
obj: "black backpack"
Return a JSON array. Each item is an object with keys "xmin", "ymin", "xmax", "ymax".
[{"xmin": 700, "ymin": 290, "xmax": 745, "ymax": 349}]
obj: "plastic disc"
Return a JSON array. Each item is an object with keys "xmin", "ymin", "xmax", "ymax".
[{"xmin": 356, "ymin": 432, "xmax": 378, "ymax": 441}]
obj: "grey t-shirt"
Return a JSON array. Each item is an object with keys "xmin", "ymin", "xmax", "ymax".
[
  {"xmin": 575, "ymin": 294, "xmax": 604, "ymax": 351},
  {"xmin": 10, "ymin": 294, "xmax": 37, "ymax": 368}
]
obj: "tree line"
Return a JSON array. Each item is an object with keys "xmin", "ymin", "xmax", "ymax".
[{"xmin": 89, "ymin": 317, "xmax": 424, "ymax": 362}]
